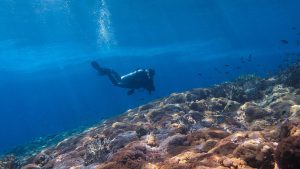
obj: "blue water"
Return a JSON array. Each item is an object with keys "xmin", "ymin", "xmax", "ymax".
[{"xmin": 0, "ymin": 0, "xmax": 300, "ymax": 154}]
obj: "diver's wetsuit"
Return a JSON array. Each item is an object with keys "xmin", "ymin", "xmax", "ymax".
[{"xmin": 91, "ymin": 61, "xmax": 155, "ymax": 95}]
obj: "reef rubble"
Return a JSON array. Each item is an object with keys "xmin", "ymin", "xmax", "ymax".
[{"xmin": 1, "ymin": 62, "xmax": 300, "ymax": 169}]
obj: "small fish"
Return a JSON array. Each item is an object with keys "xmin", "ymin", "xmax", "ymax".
[
  {"xmin": 224, "ymin": 64, "xmax": 230, "ymax": 67},
  {"xmin": 139, "ymin": 98, "xmax": 145, "ymax": 101},
  {"xmin": 281, "ymin": 40, "xmax": 289, "ymax": 44},
  {"xmin": 292, "ymin": 27, "xmax": 297, "ymax": 30},
  {"xmin": 297, "ymin": 40, "xmax": 299, "ymax": 46}
]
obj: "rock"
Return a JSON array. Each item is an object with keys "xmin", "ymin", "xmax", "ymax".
[
  {"xmin": 250, "ymin": 120, "xmax": 271, "ymax": 131},
  {"xmin": 109, "ymin": 145, "xmax": 147, "ymax": 169},
  {"xmin": 189, "ymin": 100, "xmax": 207, "ymax": 112},
  {"xmin": 136, "ymin": 127, "xmax": 148, "ymax": 139},
  {"xmin": 279, "ymin": 62, "xmax": 300, "ymax": 88},
  {"xmin": 110, "ymin": 131, "xmax": 138, "ymax": 152},
  {"xmin": 187, "ymin": 131, "xmax": 206, "ymax": 146},
  {"xmin": 224, "ymin": 100, "xmax": 241, "ymax": 112},
  {"xmin": 164, "ymin": 93, "xmax": 186, "ymax": 104},
  {"xmin": 205, "ymin": 129, "xmax": 230, "ymax": 139},
  {"xmin": 21, "ymin": 164, "xmax": 39, "ymax": 169},
  {"xmin": 210, "ymin": 97, "xmax": 229, "ymax": 111},
  {"xmin": 222, "ymin": 158, "xmax": 233, "ymax": 167},
  {"xmin": 139, "ymin": 104, "xmax": 155, "ymax": 111},
  {"xmin": 142, "ymin": 163, "xmax": 159, "ymax": 169},
  {"xmin": 270, "ymin": 100, "xmax": 293, "ymax": 118},
  {"xmin": 196, "ymin": 139, "xmax": 218, "ymax": 153},
  {"xmin": 34, "ymin": 152, "xmax": 50, "ymax": 166},
  {"xmin": 160, "ymin": 134, "xmax": 188, "ymax": 155},
  {"xmin": 186, "ymin": 88, "xmax": 211, "ymax": 101},
  {"xmin": 233, "ymin": 138, "xmax": 273, "ymax": 168},
  {"xmin": 275, "ymin": 135, "xmax": 300, "ymax": 169},
  {"xmin": 223, "ymin": 158, "xmax": 250, "ymax": 169},
  {"xmin": 290, "ymin": 105, "xmax": 300, "ymax": 120},
  {"xmin": 146, "ymin": 133, "xmax": 157, "ymax": 147},
  {"xmin": 209, "ymin": 140, "xmax": 237, "ymax": 155},
  {"xmin": 0, "ymin": 155, "xmax": 17, "ymax": 169},
  {"xmin": 243, "ymin": 105, "xmax": 270, "ymax": 122},
  {"xmin": 54, "ymin": 158, "xmax": 84, "ymax": 169},
  {"xmin": 84, "ymin": 136, "xmax": 110, "ymax": 165},
  {"xmin": 168, "ymin": 151, "xmax": 199, "ymax": 165},
  {"xmin": 146, "ymin": 109, "xmax": 166, "ymax": 123},
  {"xmin": 188, "ymin": 110, "xmax": 203, "ymax": 122},
  {"xmin": 112, "ymin": 122, "xmax": 129, "ymax": 129}
]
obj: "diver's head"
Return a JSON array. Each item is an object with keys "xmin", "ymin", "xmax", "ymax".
[{"xmin": 147, "ymin": 69, "xmax": 155, "ymax": 78}]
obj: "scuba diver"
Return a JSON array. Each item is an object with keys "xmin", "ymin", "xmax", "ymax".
[{"xmin": 91, "ymin": 61, "xmax": 155, "ymax": 95}]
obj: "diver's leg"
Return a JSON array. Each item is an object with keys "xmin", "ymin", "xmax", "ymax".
[
  {"xmin": 91, "ymin": 61, "xmax": 123, "ymax": 86},
  {"xmin": 91, "ymin": 61, "xmax": 111, "ymax": 75},
  {"xmin": 107, "ymin": 73, "xmax": 120, "ymax": 86},
  {"xmin": 105, "ymin": 69, "xmax": 122, "ymax": 86},
  {"xmin": 110, "ymin": 70, "xmax": 121, "ymax": 81}
]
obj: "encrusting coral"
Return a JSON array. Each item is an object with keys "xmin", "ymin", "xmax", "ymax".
[{"xmin": 1, "ymin": 62, "xmax": 300, "ymax": 169}]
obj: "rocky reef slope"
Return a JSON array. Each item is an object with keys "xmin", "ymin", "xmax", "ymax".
[{"xmin": 2, "ymin": 62, "xmax": 300, "ymax": 169}]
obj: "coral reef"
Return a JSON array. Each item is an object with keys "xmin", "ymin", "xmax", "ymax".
[{"xmin": 1, "ymin": 62, "xmax": 300, "ymax": 169}]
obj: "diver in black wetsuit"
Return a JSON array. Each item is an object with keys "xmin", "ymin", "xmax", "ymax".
[{"xmin": 91, "ymin": 61, "xmax": 155, "ymax": 95}]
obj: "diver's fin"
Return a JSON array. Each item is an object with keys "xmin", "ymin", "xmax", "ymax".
[
  {"xmin": 127, "ymin": 89, "xmax": 135, "ymax": 96},
  {"xmin": 91, "ymin": 61, "xmax": 102, "ymax": 71},
  {"xmin": 91, "ymin": 61, "xmax": 110, "ymax": 75}
]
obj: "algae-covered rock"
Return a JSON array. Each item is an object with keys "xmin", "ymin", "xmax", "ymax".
[
  {"xmin": 243, "ymin": 104, "xmax": 270, "ymax": 122},
  {"xmin": 290, "ymin": 105, "xmax": 300, "ymax": 120},
  {"xmin": 146, "ymin": 133, "xmax": 157, "ymax": 147},
  {"xmin": 196, "ymin": 139, "xmax": 218, "ymax": 152},
  {"xmin": 275, "ymin": 135, "xmax": 300, "ymax": 169},
  {"xmin": 110, "ymin": 131, "xmax": 137, "ymax": 152},
  {"xmin": 21, "ymin": 164, "xmax": 39, "ymax": 169},
  {"xmin": 233, "ymin": 139, "xmax": 265, "ymax": 167},
  {"xmin": 270, "ymin": 100, "xmax": 293, "ymax": 118},
  {"xmin": 278, "ymin": 62, "xmax": 300, "ymax": 88},
  {"xmin": 164, "ymin": 93, "xmax": 186, "ymax": 104},
  {"xmin": 136, "ymin": 127, "xmax": 148, "ymax": 139},
  {"xmin": 189, "ymin": 100, "xmax": 207, "ymax": 112},
  {"xmin": 112, "ymin": 122, "xmax": 129, "ymax": 129},
  {"xmin": 250, "ymin": 120, "xmax": 271, "ymax": 131},
  {"xmin": 224, "ymin": 100, "xmax": 241, "ymax": 112},
  {"xmin": 0, "ymin": 155, "xmax": 18, "ymax": 169}
]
